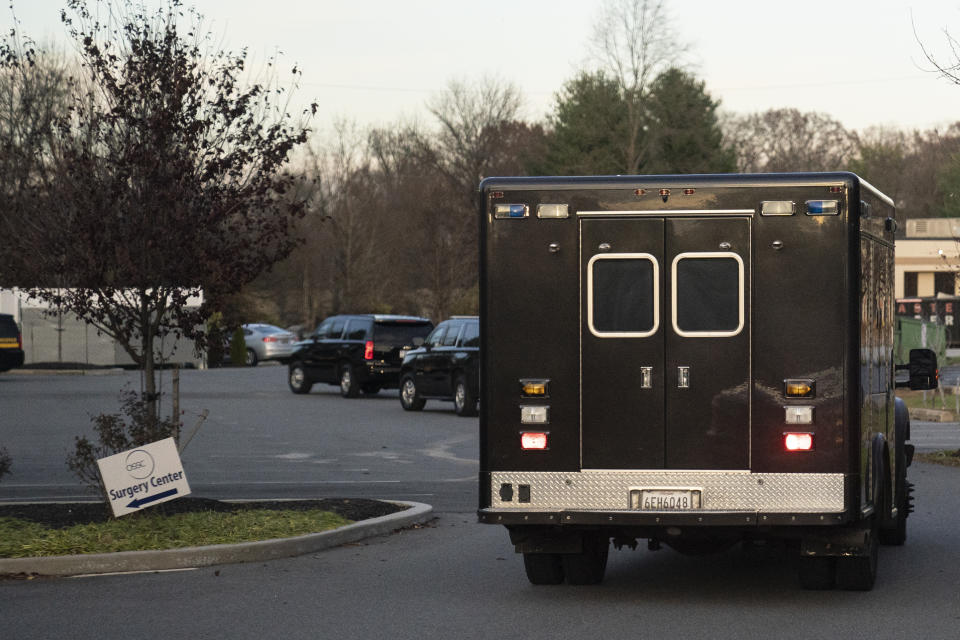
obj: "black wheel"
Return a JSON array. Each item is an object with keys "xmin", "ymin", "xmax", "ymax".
[
  {"xmin": 835, "ymin": 528, "xmax": 878, "ymax": 591},
  {"xmin": 339, "ymin": 363, "xmax": 359, "ymax": 398},
  {"xmin": 522, "ymin": 553, "xmax": 565, "ymax": 585},
  {"xmin": 288, "ymin": 362, "xmax": 313, "ymax": 394},
  {"xmin": 245, "ymin": 348, "xmax": 258, "ymax": 366},
  {"xmin": 361, "ymin": 384, "xmax": 382, "ymax": 395},
  {"xmin": 399, "ymin": 373, "xmax": 425, "ymax": 411},
  {"xmin": 453, "ymin": 374, "xmax": 478, "ymax": 417},
  {"xmin": 881, "ymin": 401, "xmax": 910, "ymax": 545},
  {"xmin": 562, "ymin": 534, "xmax": 609, "ymax": 585},
  {"xmin": 798, "ymin": 555, "xmax": 836, "ymax": 590}
]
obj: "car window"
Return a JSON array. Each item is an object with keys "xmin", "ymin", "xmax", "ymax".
[
  {"xmin": 344, "ymin": 318, "xmax": 372, "ymax": 340},
  {"xmin": 460, "ymin": 321, "xmax": 479, "ymax": 348},
  {"xmin": 375, "ymin": 321, "xmax": 433, "ymax": 347},
  {"xmin": 322, "ymin": 317, "xmax": 345, "ymax": 339},
  {"xmin": 0, "ymin": 317, "xmax": 18, "ymax": 338},
  {"xmin": 440, "ymin": 322, "xmax": 460, "ymax": 347},
  {"xmin": 313, "ymin": 319, "xmax": 332, "ymax": 338},
  {"xmin": 425, "ymin": 326, "xmax": 446, "ymax": 348}
]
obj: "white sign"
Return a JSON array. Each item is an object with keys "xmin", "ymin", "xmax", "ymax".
[{"xmin": 96, "ymin": 438, "xmax": 191, "ymax": 517}]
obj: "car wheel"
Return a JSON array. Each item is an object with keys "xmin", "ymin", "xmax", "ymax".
[
  {"xmin": 453, "ymin": 374, "xmax": 478, "ymax": 417},
  {"xmin": 288, "ymin": 362, "xmax": 313, "ymax": 394},
  {"xmin": 339, "ymin": 363, "xmax": 359, "ymax": 398},
  {"xmin": 245, "ymin": 348, "xmax": 258, "ymax": 367},
  {"xmin": 399, "ymin": 374, "xmax": 425, "ymax": 411}
]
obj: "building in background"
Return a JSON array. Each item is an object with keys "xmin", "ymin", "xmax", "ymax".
[
  {"xmin": 895, "ymin": 218, "xmax": 960, "ymax": 298},
  {"xmin": 0, "ymin": 288, "xmax": 203, "ymax": 368}
]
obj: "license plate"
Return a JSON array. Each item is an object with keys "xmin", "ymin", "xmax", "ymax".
[{"xmin": 630, "ymin": 489, "xmax": 702, "ymax": 511}]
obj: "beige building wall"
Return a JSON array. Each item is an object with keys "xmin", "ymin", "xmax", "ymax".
[{"xmin": 894, "ymin": 237, "xmax": 960, "ymax": 298}]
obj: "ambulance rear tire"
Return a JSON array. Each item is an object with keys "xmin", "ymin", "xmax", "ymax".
[
  {"xmin": 835, "ymin": 529, "xmax": 878, "ymax": 591},
  {"xmin": 522, "ymin": 553, "xmax": 565, "ymax": 585},
  {"xmin": 798, "ymin": 556, "xmax": 835, "ymax": 590},
  {"xmin": 561, "ymin": 534, "xmax": 609, "ymax": 585}
]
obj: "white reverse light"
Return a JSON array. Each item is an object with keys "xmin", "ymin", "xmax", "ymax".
[{"xmin": 521, "ymin": 405, "xmax": 549, "ymax": 424}]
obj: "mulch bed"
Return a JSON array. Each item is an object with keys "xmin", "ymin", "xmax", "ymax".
[{"xmin": 0, "ymin": 497, "xmax": 405, "ymax": 529}]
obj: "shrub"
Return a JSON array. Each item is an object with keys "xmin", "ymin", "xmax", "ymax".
[
  {"xmin": 229, "ymin": 326, "xmax": 247, "ymax": 366},
  {"xmin": 66, "ymin": 390, "xmax": 180, "ymax": 496}
]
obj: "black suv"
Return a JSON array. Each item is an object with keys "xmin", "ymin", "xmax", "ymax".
[
  {"xmin": 399, "ymin": 316, "xmax": 480, "ymax": 417},
  {"xmin": 288, "ymin": 314, "xmax": 434, "ymax": 397},
  {"xmin": 0, "ymin": 314, "xmax": 25, "ymax": 372}
]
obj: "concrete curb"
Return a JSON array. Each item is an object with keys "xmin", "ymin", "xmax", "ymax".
[{"xmin": 0, "ymin": 501, "xmax": 433, "ymax": 577}]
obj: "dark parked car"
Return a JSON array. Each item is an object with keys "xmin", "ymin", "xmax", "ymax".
[
  {"xmin": 399, "ymin": 316, "xmax": 479, "ymax": 417},
  {"xmin": 287, "ymin": 314, "xmax": 434, "ymax": 397},
  {"xmin": 0, "ymin": 314, "xmax": 25, "ymax": 372}
]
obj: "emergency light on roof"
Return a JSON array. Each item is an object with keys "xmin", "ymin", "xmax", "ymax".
[
  {"xmin": 494, "ymin": 204, "xmax": 529, "ymax": 219},
  {"xmin": 806, "ymin": 200, "xmax": 839, "ymax": 216}
]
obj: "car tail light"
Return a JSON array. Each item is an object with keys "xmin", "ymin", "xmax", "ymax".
[
  {"xmin": 364, "ymin": 340, "xmax": 374, "ymax": 360},
  {"xmin": 17, "ymin": 330, "xmax": 22, "ymax": 349},
  {"xmin": 263, "ymin": 336, "xmax": 278, "ymax": 343}
]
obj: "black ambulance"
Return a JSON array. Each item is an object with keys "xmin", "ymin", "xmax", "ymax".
[{"xmin": 477, "ymin": 172, "xmax": 937, "ymax": 590}]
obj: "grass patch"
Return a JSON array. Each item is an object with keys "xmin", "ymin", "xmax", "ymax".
[
  {"xmin": 916, "ymin": 450, "xmax": 960, "ymax": 468},
  {"xmin": 896, "ymin": 389, "xmax": 955, "ymax": 412},
  {"xmin": 0, "ymin": 509, "xmax": 351, "ymax": 559}
]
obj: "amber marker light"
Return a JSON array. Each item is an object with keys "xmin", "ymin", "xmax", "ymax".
[
  {"xmin": 785, "ymin": 379, "xmax": 815, "ymax": 398},
  {"xmin": 520, "ymin": 379, "xmax": 549, "ymax": 397},
  {"xmin": 784, "ymin": 433, "xmax": 814, "ymax": 451}
]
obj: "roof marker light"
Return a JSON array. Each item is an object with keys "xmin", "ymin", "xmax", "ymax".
[{"xmin": 784, "ymin": 432, "xmax": 814, "ymax": 451}]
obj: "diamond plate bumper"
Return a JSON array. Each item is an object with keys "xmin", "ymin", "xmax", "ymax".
[{"xmin": 480, "ymin": 470, "xmax": 851, "ymax": 527}]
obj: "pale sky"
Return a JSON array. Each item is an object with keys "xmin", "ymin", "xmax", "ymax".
[{"xmin": 6, "ymin": 0, "xmax": 960, "ymax": 136}]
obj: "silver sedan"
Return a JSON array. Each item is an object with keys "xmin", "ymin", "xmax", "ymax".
[{"xmin": 243, "ymin": 324, "xmax": 297, "ymax": 366}]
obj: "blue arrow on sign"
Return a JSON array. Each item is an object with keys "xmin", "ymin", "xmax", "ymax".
[{"xmin": 126, "ymin": 488, "xmax": 178, "ymax": 509}]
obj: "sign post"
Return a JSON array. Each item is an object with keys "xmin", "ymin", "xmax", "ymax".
[{"xmin": 96, "ymin": 437, "xmax": 191, "ymax": 517}]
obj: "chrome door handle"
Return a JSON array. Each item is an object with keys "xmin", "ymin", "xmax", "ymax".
[
  {"xmin": 641, "ymin": 366, "xmax": 652, "ymax": 389},
  {"xmin": 677, "ymin": 366, "xmax": 690, "ymax": 388}
]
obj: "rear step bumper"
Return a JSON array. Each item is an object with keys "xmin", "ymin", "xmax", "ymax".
[{"xmin": 481, "ymin": 470, "xmax": 852, "ymax": 527}]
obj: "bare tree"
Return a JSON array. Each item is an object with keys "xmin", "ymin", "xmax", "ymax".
[
  {"xmin": 722, "ymin": 108, "xmax": 859, "ymax": 173},
  {"xmin": 589, "ymin": 0, "xmax": 687, "ymax": 173},
  {"xmin": 424, "ymin": 76, "xmax": 523, "ymax": 210},
  {"xmin": 1, "ymin": 0, "xmax": 313, "ymax": 420}
]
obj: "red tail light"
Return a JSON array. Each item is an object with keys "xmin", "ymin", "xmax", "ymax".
[
  {"xmin": 784, "ymin": 433, "xmax": 814, "ymax": 451},
  {"xmin": 263, "ymin": 336, "xmax": 278, "ymax": 343},
  {"xmin": 364, "ymin": 340, "xmax": 374, "ymax": 360},
  {"xmin": 521, "ymin": 432, "xmax": 549, "ymax": 450}
]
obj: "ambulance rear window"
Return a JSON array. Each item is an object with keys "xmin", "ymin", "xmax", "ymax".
[
  {"xmin": 672, "ymin": 254, "xmax": 744, "ymax": 337},
  {"xmin": 589, "ymin": 255, "xmax": 658, "ymax": 337}
]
